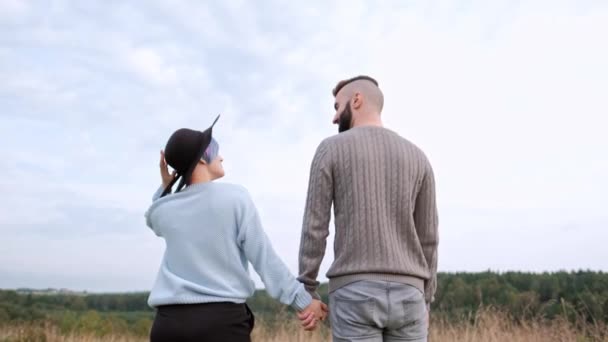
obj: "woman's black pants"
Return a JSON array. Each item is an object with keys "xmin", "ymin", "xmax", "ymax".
[{"xmin": 150, "ymin": 302, "xmax": 255, "ymax": 342}]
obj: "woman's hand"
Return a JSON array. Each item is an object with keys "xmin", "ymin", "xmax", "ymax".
[
  {"xmin": 297, "ymin": 299, "xmax": 328, "ymax": 331},
  {"xmin": 160, "ymin": 150, "xmax": 176, "ymax": 188}
]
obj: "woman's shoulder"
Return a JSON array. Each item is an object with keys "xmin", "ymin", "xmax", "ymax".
[
  {"xmin": 212, "ymin": 182, "xmax": 249, "ymax": 195},
  {"xmin": 209, "ymin": 183, "xmax": 258, "ymax": 222},
  {"xmin": 209, "ymin": 182, "xmax": 254, "ymax": 205}
]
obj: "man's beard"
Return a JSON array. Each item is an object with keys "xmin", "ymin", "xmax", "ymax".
[{"xmin": 338, "ymin": 102, "xmax": 353, "ymax": 133}]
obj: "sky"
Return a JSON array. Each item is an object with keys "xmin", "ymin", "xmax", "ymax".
[{"xmin": 1, "ymin": 0, "xmax": 607, "ymax": 292}]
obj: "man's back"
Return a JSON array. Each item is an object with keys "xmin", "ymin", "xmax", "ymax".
[
  {"xmin": 298, "ymin": 125, "xmax": 438, "ymax": 305},
  {"xmin": 298, "ymin": 75, "xmax": 437, "ymax": 340}
]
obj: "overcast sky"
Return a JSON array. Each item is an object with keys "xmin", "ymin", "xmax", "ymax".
[{"xmin": 1, "ymin": 0, "xmax": 607, "ymax": 292}]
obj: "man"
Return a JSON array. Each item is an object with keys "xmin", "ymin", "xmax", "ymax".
[{"xmin": 297, "ymin": 76, "xmax": 439, "ymax": 341}]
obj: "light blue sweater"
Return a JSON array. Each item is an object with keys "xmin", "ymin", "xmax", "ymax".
[{"xmin": 144, "ymin": 181, "xmax": 312, "ymax": 311}]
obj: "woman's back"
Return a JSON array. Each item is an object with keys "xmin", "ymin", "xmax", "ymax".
[{"xmin": 145, "ymin": 182, "xmax": 262, "ymax": 307}]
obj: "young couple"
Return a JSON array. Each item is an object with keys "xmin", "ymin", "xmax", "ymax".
[{"xmin": 144, "ymin": 76, "xmax": 439, "ymax": 342}]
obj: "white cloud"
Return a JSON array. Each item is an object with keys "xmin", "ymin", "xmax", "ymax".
[
  {"xmin": 0, "ymin": 0, "xmax": 28, "ymax": 18},
  {"xmin": 1, "ymin": 1, "xmax": 607, "ymax": 291},
  {"xmin": 124, "ymin": 46, "xmax": 178, "ymax": 86}
]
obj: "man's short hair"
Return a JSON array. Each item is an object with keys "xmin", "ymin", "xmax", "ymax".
[{"xmin": 332, "ymin": 75, "xmax": 379, "ymax": 97}]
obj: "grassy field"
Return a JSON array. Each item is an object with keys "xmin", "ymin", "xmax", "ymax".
[{"xmin": 1, "ymin": 308, "xmax": 607, "ymax": 342}]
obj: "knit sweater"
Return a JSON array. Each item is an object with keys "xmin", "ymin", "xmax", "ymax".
[
  {"xmin": 297, "ymin": 126, "xmax": 439, "ymax": 304},
  {"xmin": 144, "ymin": 182, "xmax": 312, "ymax": 310}
]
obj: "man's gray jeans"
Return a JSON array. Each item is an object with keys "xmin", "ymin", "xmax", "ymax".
[{"xmin": 329, "ymin": 280, "xmax": 428, "ymax": 342}]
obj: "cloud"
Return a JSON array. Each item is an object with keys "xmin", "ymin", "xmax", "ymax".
[
  {"xmin": 124, "ymin": 47, "xmax": 178, "ymax": 86},
  {"xmin": 0, "ymin": 0, "xmax": 28, "ymax": 19},
  {"xmin": 1, "ymin": 1, "xmax": 607, "ymax": 291}
]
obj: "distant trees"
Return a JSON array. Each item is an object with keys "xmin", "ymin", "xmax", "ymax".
[
  {"xmin": 0, "ymin": 271, "xmax": 606, "ymax": 337},
  {"xmin": 432, "ymin": 271, "xmax": 608, "ymax": 323}
]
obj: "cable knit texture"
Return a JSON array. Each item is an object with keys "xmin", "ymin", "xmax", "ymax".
[
  {"xmin": 298, "ymin": 126, "xmax": 439, "ymax": 304},
  {"xmin": 145, "ymin": 182, "xmax": 312, "ymax": 311}
]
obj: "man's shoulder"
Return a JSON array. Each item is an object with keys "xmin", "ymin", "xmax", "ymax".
[
  {"xmin": 321, "ymin": 128, "xmax": 427, "ymax": 154},
  {"xmin": 309, "ymin": 135, "xmax": 341, "ymax": 158},
  {"xmin": 314, "ymin": 128, "xmax": 432, "ymax": 168},
  {"xmin": 374, "ymin": 129, "xmax": 434, "ymax": 171},
  {"xmin": 317, "ymin": 134, "xmax": 341, "ymax": 147},
  {"xmin": 378, "ymin": 128, "xmax": 430, "ymax": 162},
  {"xmin": 315, "ymin": 130, "xmax": 359, "ymax": 150},
  {"xmin": 399, "ymin": 136, "xmax": 429, "ymax": 159}
]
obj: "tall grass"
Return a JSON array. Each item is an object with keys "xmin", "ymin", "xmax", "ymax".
[{"xmin": 1, "ymin": 308, "xmax": 606, "ymax": 342}]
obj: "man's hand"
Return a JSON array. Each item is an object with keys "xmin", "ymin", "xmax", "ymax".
[
  {"xmin": 297, "ymin": 299, "xmax": 328, "ymax": 331},
  {"xmin": 160, "ymin": 150, "xmax": 176, "ymax": 188}
]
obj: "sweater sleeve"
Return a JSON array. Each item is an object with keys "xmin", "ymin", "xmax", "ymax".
[
  {"xmin": 414, "ymin": 162, "xmax": 439, "ymax": 305},
  {"xmin": 152, "ymin": 184, "xmax": 165, "ymax": 201},
  {"xmin": 238, "ymin": 191, "xmax": 313, "ymax": 311},
  {"xmin": 145, "ymin": 185, "xmax": 165, "ymax": 235},
  {"xmin": 297, "ymin": 141, "xmax": 333, "ymax": 299}
]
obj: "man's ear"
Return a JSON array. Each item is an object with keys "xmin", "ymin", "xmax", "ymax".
[
  {"xmin": 352, "ymin": 93, "xmax": 363, "ymax": 109},
  {"xmin": 198, "ymin": 159, "xmax": 208, "ymax": 166}
]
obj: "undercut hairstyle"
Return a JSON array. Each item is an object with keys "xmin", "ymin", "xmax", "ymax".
[{"xmin": 332, "ymin": 75, "xmax": 379, "ymax": 97}]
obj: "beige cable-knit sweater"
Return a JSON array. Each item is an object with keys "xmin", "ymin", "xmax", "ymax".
[{"xmin": 298, "ymin": 125, "xmax": 439, "ymax": 304}]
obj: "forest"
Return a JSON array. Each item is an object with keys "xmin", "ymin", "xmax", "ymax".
[{"xmin": 1, "ymin": 271, "xmax": 607, "ymax": 338}]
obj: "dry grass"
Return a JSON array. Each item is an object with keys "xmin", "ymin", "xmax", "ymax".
[
  {"xmin": 1, "ymin": 308, "xmax": 606, "ymax": 342},
  {"xmin": 0, "ymin": 321, "xmax": 146, "ymax": 342},
  {"xmin": 429, "ymin": 308, "xmax": 607, "ymax": 342}
]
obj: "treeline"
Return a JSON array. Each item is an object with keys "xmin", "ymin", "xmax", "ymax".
[
  {"xmin": 435, "ymin": 271, "xmax": 608, "ymax": 323},
  {"xmin": 0, "ymin": 291, "xmax": 151, "ymax": 316},
  {"xmin": 0, "ymin": 291, "xmax": 154, "ymax": 337},
  {"xmin": 247, "ymin": 270, "xmax": 608, "ymax": 324},
  {"xmin": 1, "ymin": 271, "xmax": 607, "ymax": 336}
]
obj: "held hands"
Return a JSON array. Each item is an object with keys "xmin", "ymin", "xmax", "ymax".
[
  {"xmin": 297, "ymin": 299, "xmax": 329, "ymax": 331},
  {"xmin": 160, "ymin": 150, "xmax": 176, "ymax": 188}
]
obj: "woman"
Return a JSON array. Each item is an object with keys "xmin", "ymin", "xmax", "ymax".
[{"xmin": 144, "ymin": 116, "xmax": 326, "ymax": 342}]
